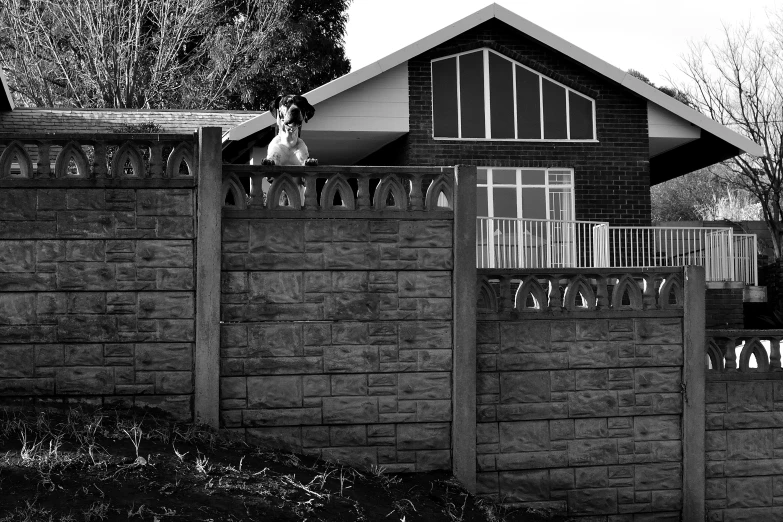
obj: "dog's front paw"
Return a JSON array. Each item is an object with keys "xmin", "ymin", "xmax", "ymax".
[
  {"xmin": 261, "ymin": 158, "xmax": 275, "ymax": 166},
  {"xmin": 305, "ymin": 158, "xmax": 319, "ymax": 166}
]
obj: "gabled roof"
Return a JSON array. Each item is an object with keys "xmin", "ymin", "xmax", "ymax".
[
  {"xmin": 227, "ymin": 2, "xmax": 763, "ymax": 160},
  {"xmin": 0, "ymin": 69, "xmax": 14, "ymax": 111}
]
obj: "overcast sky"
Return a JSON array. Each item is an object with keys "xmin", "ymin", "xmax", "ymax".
[{"xmin": 344, "ymin": 0, "xmax": 776, "ymax": 87}]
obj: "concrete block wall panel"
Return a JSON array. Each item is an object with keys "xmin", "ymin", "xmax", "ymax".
[{"xmin": 0, "ymin": 181, "xmax": 197, "ymax": 420}]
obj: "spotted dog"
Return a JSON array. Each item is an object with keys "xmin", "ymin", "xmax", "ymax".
[{"xmin": 262, "ymin": 94, "xmax": 317, "ymax": 166}]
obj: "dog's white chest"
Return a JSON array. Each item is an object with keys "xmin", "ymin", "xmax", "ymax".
[{"xmin": 266, "ymin": 135, "xmax": 309, "ymax": 166}]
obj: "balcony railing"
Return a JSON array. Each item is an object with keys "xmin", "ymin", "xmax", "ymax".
[{"xmin": 477, "ymin": 218, "xmax": 758, "ymax": 285}]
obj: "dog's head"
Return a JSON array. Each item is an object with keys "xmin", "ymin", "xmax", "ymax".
[{"xmin": 269, "ymin": 95, "xmax": 315, "ymax": 131}]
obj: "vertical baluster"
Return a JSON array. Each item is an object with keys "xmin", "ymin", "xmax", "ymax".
[
  {"xmin": 149, "ymin": 143, "xmax": 164, "ymax": 178},
  {"xmin": 724, "ymin": 338, "xmax": 737, "ymax": 371},
  {"xmin": 499, "ymin": 276, "xmax": 514, "ymax": 312},
  {"xmin": 409, "ymin": 173, "xmax": 423, "ymax": 210},
  {"xmin": 304, "ymin": 173, "xmax": 318, "ymax": 210},
  {"xmin": 642, "ymin": 273, "xmax": 656, "ymax": 310},
  {"xmin": 36, "ymin": 141, "xmax": 52, "ymax": 178},
  {"xmin": 596, "ymin": 275, "xmax": 609, "ymax": 310},
  {"xmin": 548, "ymin": 275, "xmax": 561, "ymax": 312},
  {"xmin": 771, "ymin": 338, "xmax": 781, "ymax": 371},
  {"xmin": 357, "ymin": 175, "xmax": 371, "ymax": 209},
  {"xmin": 249, "ymin": 174, "xmax": 265, "ymax": 208},
  {"xmin": 93, "ymin": 142, "xmax": 108, "ymax": 178}
]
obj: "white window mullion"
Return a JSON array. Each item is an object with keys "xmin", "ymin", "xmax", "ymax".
[
  {"xmin": 516, "ymin": 168, "xmax": 523, "ymax": 218},
  {"xmin": 456, "ymin": 57, "xmax": 462, "ymax": 139},
  {"xmin": 512, "ymin": 63, "xmax": 518, "ymax": 140},
  {"xmin": 565, "ymin": 91, "xmax": 571, "ymax": 140},
  {"xmin": 538, "ymin": 76, "xmax": 544, "ymax": 139},
  {"xmin": 487, "ymin": 168, "xmax": 494, "ymax": 218},
  {"xmin": 483, "ymin": 49, "xmax": 491, "ymax": 139}
]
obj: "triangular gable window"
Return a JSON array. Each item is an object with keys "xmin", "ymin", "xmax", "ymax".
[{"xmin": 431, "ymin": 48, "xmax": 596, "ymax": 141}]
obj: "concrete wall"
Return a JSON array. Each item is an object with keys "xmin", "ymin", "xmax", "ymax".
[
  {"xmin": 473, "ymin": 270, "xmax": 692, "ymax": 520},
  {"xmin": 217, "ymin": 166, "xmax": 460, "ymax": 471},
  {"xmin": 706, "ymin": 331, "xmax": 783, "ymax": 521},
  {"xmin": 0, "ymin": 135, "xmax": 198, "ymax": 419}
]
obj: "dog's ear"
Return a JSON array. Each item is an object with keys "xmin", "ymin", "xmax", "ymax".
[
  {"xmin": 303, "ymin": 101, "xmax": 315, "ymax": 123},
  {"xmin": 269, "ymin": 96, "xmax": 283, "ymax": 119}
]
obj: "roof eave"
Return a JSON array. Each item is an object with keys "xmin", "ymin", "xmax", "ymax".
[{"xmin": 227, "ymin": 2, "xmax": 764, "ymax": 160}]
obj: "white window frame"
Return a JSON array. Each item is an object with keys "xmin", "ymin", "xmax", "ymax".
[
  {"xmin": 431, "ymin": 48, "xmax": 598, "ymax": 142},
  {"xmin": 477, "ymin": 167, "xmax": 576, "ymax": 220}
]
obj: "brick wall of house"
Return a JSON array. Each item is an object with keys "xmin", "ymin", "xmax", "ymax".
[
  {"xmin": 362, "ymin": 19, "xmax": 651, "ymax": 226},
  {"xmin": 0, "ymin": 180, "xmax": 196, "ymax": 419},
  {"xmin": 705, "ymin": 287, "xmax": 745, "ymax": 329}
]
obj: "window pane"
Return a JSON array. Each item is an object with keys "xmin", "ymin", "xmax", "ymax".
[
  {"xmin": 432, "ymin": 58, "xmax": 458, "ymax": 138},
  {"xmin": 493, "ymin": 169, "xmax": 516, "ymax": 184},
  {"xmin": 542, "ymin": 79, "xmax": 567, "ymax": 139},
  {"xmin": 548, "ymin": 170, "xmax": 572, "ymax": 185},
  {"xmin": 522, "ymin": 187, "xmax": 546, "ymax": 219},
  {"xmin": 521, "ymin": 170, "xmax": 546, "ymax": 185},
  {"xmin": 515, "ymin": 66, "xmax": 541, "ymax": 139},
  {"xmin": 489, "ymin": 52, "xmax": 515, "ymax": 139},
  {"xmin": 477, "ymin": 168, "xmax": 488, "ymax": 184},
  {"xmin": 477, "ymin": 186, "xmax": 488, "ymax": 216},
  {"xmin": 569, "ymin": 91, "xmax": 594, "ymax": 139},
  {"xmin": 549, "ymin": 189, "xmax": 572, "ymax": 220},
  {"xmin": 493, "ymin": 187, "xmax": 517, "ymax": 218},
  {"xmin": 459, "ymin": 51, "xmax": 486, "ymax": 138}
]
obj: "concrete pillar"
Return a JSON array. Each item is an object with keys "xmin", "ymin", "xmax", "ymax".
[
  {"xmin": 194, "ymin": 127, "xmax": 222, "ymax": 428},
  {"xmin": 452, "ymin": 164, "xmax": 477, "ymax": 493}
]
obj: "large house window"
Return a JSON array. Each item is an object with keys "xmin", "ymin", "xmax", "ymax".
[
  {"xmin": 477, "ymin": 167, "xmax": 574, "ymax": 221},
  {"xmin": 432, "ymin": 49, "xmax": 596, "ymax": 141}
]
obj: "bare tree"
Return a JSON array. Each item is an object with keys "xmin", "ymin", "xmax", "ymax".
[
  {"xmin": 675, "ymin": 13, "xmax": 783, "ymax": 259},
  {"xmin": 0, "ymin": 0, "xmax": 350, "ymax": 110}
]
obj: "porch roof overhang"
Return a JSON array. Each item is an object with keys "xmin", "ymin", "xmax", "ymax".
[
  {"xmin": 223, "ymin": 2, "xmax": 764, "ymax": 173},
  {"xmin": 0, "ymin": 69, "xmax": 14, "ymax": 112}
]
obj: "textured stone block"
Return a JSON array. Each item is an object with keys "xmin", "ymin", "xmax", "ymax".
[
  {"xmin": 727, "ymin": 382, "xmax": 773, "ymax": 412},
  {"xmin": 500, "ymin": 322, "xmax": 551, "ymax": 353},
  {"xmin": 135, "ymin": 343, "xmax": 192, "ymax": 371},
  {"xmin": 397, "ymin": 272, "xmax": 451, "ymax": 298},
  {"xmin": 137, "ymin": 190, "xmax": 192, "ymax": 216},
  {"xmin": 138, "ymin": 292, "xmax": 194, "ymax": 319},
  {"xmin": 0, "ymin": 190, "xmax": 36, "ymax": 220},
  {"xmin": 249, "ymin": 272, "xmax": 302, "ymax": 303},
  {"xmin": 136, "ymin": 240, "xmax": 193, "ymax": 267},
  {"xmin": 397, "ymin": 423, "xmax": 450, "ymax": 450},
  {"xmin": 499, "ymin": 353, "xmax": 568, "ymax": 371},
  {"xmin": 324, "ymin": 346, "xmax": 379, "ymax": 372},
  {"xmin": 499, "ymin": 421, "xmax": 550, "ymax": 452},
  {"xmin": 247, "ymin": 324, "xmax": 302, "ymax": 357},
  {"xmin": 726, "ymin": 476, "xmax": 772, "ymax": 507},
  {"xmin": 499, "ymin": 470, "xmax": 549, "ymax": 502},
  {"xmin": 567, "ymin": 488, "xmax": 618, "ymax": 515},
  {"xmin": 575, "ymin": 418, "xmax": 608, "ymax": 438},
  {"xmin": 0, "ymin": 377, "xmax": 54, "ymax": 395},
  {"xmin": 58, "ymin": 211, "xmax": 115, "ymax": 237},
  {"xmin": 635, "ymin": 318, "xmax": 682, "ymax": 344},
  {"xmin": 57, "ymin": 316, "xmax": 117, "ymax": 342},
  {"xmin": 634, "ymin": 463, "xmax": 681, "ymax": 490},
  {"xmin": 221, "ymin": 377, "xmax": 247, "ymax": 399},
  {"xmin": 330, "ymin": 425, "xmax": 367, "ymax": 446},
  {"xmin": 398, "ymin": 372, "xmax": 450, "ymax": 399},
  {"xmin": 64, "ymin": 345, "xmax": 103, "ymax": 366},
  {"xmin": 250, "ymin": 221, "xmax": 304, "ymax": 253},
  {"xmin": 244, "ymin": 356, "xmax": 321, "ymax": 375},
  {"xmin": 727, "ymin": 429, "xmax": 773, "ymax": 460},
  {"xmin": 399, "ymin": 221, "xmax": 452, "ymax": 247},
  {"xmin": 331, "ymin": 323, "xmax": 368, "ymax": 345},
  {"xmin": 0, "ymin": 241, "xmax": 35, "ymax": 272},
  {"xmin": 569, "ymin": 390, "xmax": 618, "ymax": 417},
  {"xmin": 65, "ymin": 241, "xmax": 105, "ymax": 262},
  {"xmin": 56, "ymin": 367, "xmax": 114, "ymax": 394},
  {"xmin": 634, "ymin": 415, "xmax": 680, "ymax": 441},
  {"xmin": 568, "ymin": 342, "xmax": 618, "ymax": 368},
  {"xmin": 575, "ymin": 467, "xmax": 609, "ymax": 488},
  {"xmin": 0, "ymin": 345, "xmax": 34, "ymax": 377},
  {"xmin": 247, "ymin": 376, "xmax": 302, "ymax": 408},
  {"xmin": 568, "ymin": 439, "xmax": 618, "ymax": 466},
  {"xmin": 323, "ymin": 243, "xmax": 378, "ymax": 269},
  {"xmin": 324, "ymin": 293, "xmax": 380, "ymax": 320},
  {"xmin": 499, "ymin": 371, "xmax": 550, "ymax": 403},
  {"xmin": 58, "ymin": 263, "xmax": 116, "ymax": 290},
  {"xmin": 496, "ymin": 450, "xmax": 568, "ymax": 470},
  {"xmin": 67, "ymin": 293, "xmax": 106, "ymax": 314},
  {"xmin": 322, "ymin": 397, "xmax": 378, "ymax": 423},
  {"xmin": 155, "ymin": 371, "xmax": 192, "ymax": 394},
  {"xmin": 331, "ymin": 374, "xmax": 368, "ymax": 396},
  {"xmin": 244, "ymin": 408, "xmax": 320, "ymax": 427},
  {"xmin": 400, "ymin": 321, "xmax": 452, "ymax": 348},
  {"xmin": 0, "ymin": 293, "xmax": 36, "ymax": 324},
  {"xmin": 634, "ymin": 368, "xmax": 681, "ymax": 393},
  {"xmin": 35, "ymin": 344, "xmax": 63, "ymax": 367}
]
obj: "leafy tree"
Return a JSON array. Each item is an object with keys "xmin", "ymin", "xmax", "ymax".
[
  {"xmin": 0, "ymin": 0, "xmax": 350, "ymax": 110},
  {"xmin": 626, "ymin": 68, "xmax": 693, "ymax": 107},
  {"xmin": 673, "ymin": 13, "xmax": 783, "ymax": 260}
]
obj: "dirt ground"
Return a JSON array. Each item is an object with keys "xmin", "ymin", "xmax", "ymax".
[{"xmin": 0, "ymin": 407, "xmax": 566, "ymax": 522}]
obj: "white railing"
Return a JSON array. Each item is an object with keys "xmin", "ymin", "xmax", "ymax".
[
  {"xmin": 608, "ymin": 226, "xmax": 735, "ymax": 282},
  {"xmin": 477, "ymin": 219, "xmax": 759, "ymax": 285},
  {"xmin": 476, "ymin": 217, "xmax": 609, "ymax": 269},
  {"xmin": 733, "ymin": 234, "xmax": 758, "ymax": 286}
]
